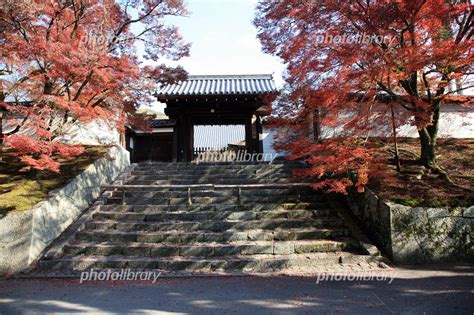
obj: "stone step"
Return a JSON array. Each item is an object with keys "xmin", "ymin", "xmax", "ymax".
[
  {"xmin": 63, "ymin": 239, "xmax": 360, "ymax": 257},
  {"xmin": 112, "ymin": 188, "xmax": 318, "ymax": 198},
  {"xmin": 92, "ymin": 209, "xmax": 334, "ymax": 222},
  {"xmin": 132, "ymin": 163, "xmax": 299, "ymax": 170},
  {"xmin": 107, "ymin": 195, "xmax": 325, "ymax": 206},
  {"xmin": 124, "ymin": 178, "xmax": 300, "ymax": 185},
  {"xmin": 131, "ymin": 167, "xmax": 296, "ymax": 174},
  {"xmin": 129, "ymin": 170, "xmax": 297, "ymax": 176},
  {"xmin": 112, "ymin": 189, "xmax": 326, "ymax": 203},
  {"xmin": 136, "ymin": 160, "xmax": 295, "ymax": 164},
  {"xmin": 99, "ymin": 203, "xmax": 323, "ymax": 213},
  {"xmin": 84, "ymin": 218, "xmax": 345, "ymax": 232},
  {"xmin": 39, "ymin": 252, "xmax": 369, "ymax": 273},
  {"xmin": 131, "ymin": 165, "xmax": 294, "ymax": 174},
  {"xmin": 33, "ymin": 161, "xmax": 377, "ymax": 276},
  {"xmin": 130, "ymin": 166, "xmax": 296, "ymax": 172},
  {"xmin": 129, "ymin": 171, "xmax": 296, "ymax": 177},
  {"xmin": 127, "ymin": 174, "xmax": 297, "ymax": 181},
  {"xmin": 132, "ymin": 165, "xmax": 295, "ymax": 170},
  {"xmin": 75, "ymin": 228, "xmax": 351, "ymax": 243}
]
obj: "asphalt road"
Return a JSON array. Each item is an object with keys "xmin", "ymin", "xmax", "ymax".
[{"xmin": 0, "ymin": 266, "xmax": 473, "ymax": 314}]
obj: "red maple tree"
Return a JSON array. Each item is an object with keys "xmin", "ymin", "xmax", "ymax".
[
  {"xmin": 1, "ymin": 0, "xmax": 189, "ymax": 172},
  {"xmin": 255, "ymin": 0, "xmax": 473, "ymax": 193}
]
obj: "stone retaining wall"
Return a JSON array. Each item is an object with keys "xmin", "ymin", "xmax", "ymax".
[
  {"xmin": 0, "ymin": 146, "xmax": 130, "ymax": 275},
  {"xmin": 347, "ymin": 189, "xmax": 473, "ymax": 264}
]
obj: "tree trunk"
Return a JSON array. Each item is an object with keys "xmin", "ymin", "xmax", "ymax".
[
  {"xmin": 418, "ymin": 125, "xmax": 450, "ymax": 181},
  {"xmin": 313, "ymin": 108, "xmax": 321, "ymax": 143},
  {"xmin": 390, "ymin": 104, "xmax": 401, "ymax": 172},
  {"xmin": 418, "ymin": 128, "xmax": 437, "ymax": 168},
  {"xmin": 417, "ymin": 100, "xmax": 442, "ymax": 170}
]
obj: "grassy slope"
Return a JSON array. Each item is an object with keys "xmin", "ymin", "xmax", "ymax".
[
  {"xmin": 368, "ymin": 138, "xmax": 474, "ymax": 207},
  {"xmin": 0, "ymin": 146, "xmax": 109, "ymax": 216}
]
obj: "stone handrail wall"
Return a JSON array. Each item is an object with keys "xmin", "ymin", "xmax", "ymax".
[
  {"xmin": 347, "ymin": 188, "xmax": 473, "ymax": 264},
  {"xmin": 0, "ymin": 146, "xmax": 130, "ymax": 275}
]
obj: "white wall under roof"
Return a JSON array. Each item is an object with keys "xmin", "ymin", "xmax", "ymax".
[
  {"xmin": 262, "ymin": 128, "xmax": 285, "ymax": 161},
  {"xmin": 56, "ymin": 120, "xmax": 121, "ymax": 145},
  {"xmin": 2, "ymin": 115, "xmax": 120, "ymax": 145},
  {"xmin": 318, "ymin": 107, "xmax": 474, "ymax": 139},
  {"xmin": 262, "ymin": 108, "xmax": 474, "ymax": 160}
]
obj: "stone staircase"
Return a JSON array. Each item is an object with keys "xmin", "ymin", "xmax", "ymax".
[{"xmin": 38, "ymin": 162, "xmax": 376, "ymax": 275}]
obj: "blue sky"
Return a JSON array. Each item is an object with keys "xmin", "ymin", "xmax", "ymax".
[
  {"xmin": 160, "ymin": 0, "xmax": 285, "ymax": 84},
  {"xmin": 141, "ymin": 0, "xmax": 285, "ymax": 112}
]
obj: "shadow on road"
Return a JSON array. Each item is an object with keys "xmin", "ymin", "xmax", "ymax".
[{"xmin": 0, "ymin": 268, "xmax": 473, "ymax": 314}]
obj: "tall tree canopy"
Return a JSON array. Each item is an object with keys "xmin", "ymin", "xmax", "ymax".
[
  {"xmin": 255, "ymin": 0, "xmax": 473, "ymax": 193},
  {"xmin": 1, "ymin": 0, "xmax": 189, "ymax": 172}
]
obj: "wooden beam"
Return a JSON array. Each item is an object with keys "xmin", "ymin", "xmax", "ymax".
[
  {"xmin": 172, "ymin": 126, "xmax": 178, "ymax": 162},
  {"xmin": 245, "ymin": 116, "xmax": 253, "ymax": 153},
  {"xmin": 256, "ymin": 116, "xmax": 264, "ymax": 154}
]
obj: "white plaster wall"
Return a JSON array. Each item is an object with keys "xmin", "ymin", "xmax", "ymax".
[
  {"xmin": 56, "ymin": 120, "xmax": 121, "ymax": 145},
  {"xmin": 3, "ymin": 116, "xmax": 120, "ymax": 145},
  {"xmin": 262, "ymin": 128, "xmax": 287, "ymax": 161},
  {"xmin": 397, "ymin": 111, "xmax": 474, "ymax": 138},
  {"xmin": 263, "ymin": 109, "xmax": 474, "ymax": 159}
]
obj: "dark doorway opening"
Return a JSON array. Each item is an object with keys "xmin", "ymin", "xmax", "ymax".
[{"xmin": 133, "ymin": 133, "xmax": 173, "ymax": 163}]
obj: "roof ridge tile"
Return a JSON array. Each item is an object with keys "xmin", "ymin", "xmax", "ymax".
[{"xmin": 156, "ymin": 74, "xmax": 278, "ymax": 97}]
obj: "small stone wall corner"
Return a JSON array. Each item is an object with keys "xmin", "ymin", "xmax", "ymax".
[{"xmin": 347, "ymin": 189, "xmax": 473, "ymax": 264}]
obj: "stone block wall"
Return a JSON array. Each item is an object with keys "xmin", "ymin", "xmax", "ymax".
[
  {"xmin": 0, "ymin": 146, "xmax": 130, "ymax": 275},
  {"xmin": 347, "ymin": 189, "xmax": 473, "ymax": 264}
]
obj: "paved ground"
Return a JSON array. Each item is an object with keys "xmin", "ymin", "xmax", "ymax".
[{"xmin": 0, "ymin": 265, "xmax": 473, "ymax": 314}]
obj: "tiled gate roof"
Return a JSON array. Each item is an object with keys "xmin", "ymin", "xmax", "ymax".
[{"xmin": 156, "ymin": 74, "xmax": 278, "ymax": 97}]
